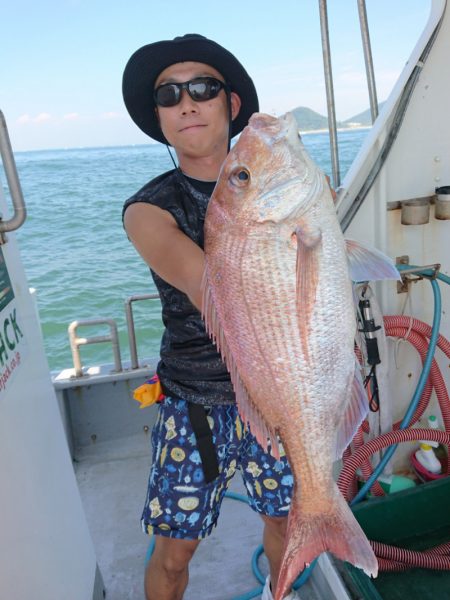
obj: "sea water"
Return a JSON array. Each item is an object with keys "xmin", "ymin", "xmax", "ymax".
[{"xmin": 2, "ymin": 129, "xmax": 369, "ymax": 372}]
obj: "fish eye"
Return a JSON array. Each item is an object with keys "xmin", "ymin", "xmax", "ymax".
[{"xmin": 230, "ymin": 167, "xmax": 250, "ymax": 187}]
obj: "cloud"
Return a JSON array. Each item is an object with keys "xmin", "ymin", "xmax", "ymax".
[
  {"xmin": 63, "ymin": 112, "xmax": 79, "ymax": 121},
  {"xmin": 35, "ymin": 112, "xmax": 52, "ymax": 123},
  {"xmin": 101, "ymin": 111, "xmax": 125, "ymax": 120},
  {"xmin": 18, "ymin": 113, "xmax": 53, "ymax": 124}
]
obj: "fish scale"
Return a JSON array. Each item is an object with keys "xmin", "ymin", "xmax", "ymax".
[{"xmin": 240, "ymin": 247, "xmax": 301, "ymax": 418}]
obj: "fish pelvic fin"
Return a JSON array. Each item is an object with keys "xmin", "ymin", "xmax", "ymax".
[
  {"xmin": 333, "ymin": 361, "xmax": 369, "ymax": 460},
  {"xmin": 345, "ymin": 239, "xmax": 401, "ymax": 283},
  {"xmin": 295, "ymin": 221, "xmax": 322, "ymax": 360},
  {"xmin": 275, "ymin": 484, "xmax": 378, "ymax": 600},
  {"xmin": 202, "ymin": 266, "xmax": 280, "ymax": 458}
]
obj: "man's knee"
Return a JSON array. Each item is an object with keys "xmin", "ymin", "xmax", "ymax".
[{"xmin": 151, "ymin": 536, "xmax": 200, "ymax": 578}]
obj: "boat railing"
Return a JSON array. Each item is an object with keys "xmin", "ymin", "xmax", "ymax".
[
  {"xmin": 0, "ymin": 110, "xmax": 27, "ymax": 242},
  {"xmin": 125, "ymin": 293, "xmax": 160, "ymax": 370},
  {"xmin": 318, "ymin": 0, "xmax": 378, "ymax": 190},
  {"xmin": 68, "ymin": 318, "xmax": 123, "ymax": 377},
  {"xmin": 66, "ymin": 294, "xmax": 160, "ymax": 378}
]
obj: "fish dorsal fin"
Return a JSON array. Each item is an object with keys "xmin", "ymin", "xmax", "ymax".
[
  {"xmin": 202, "ymin": 270, "xmax": 280, "ymax": 459},
  {"xmin": 333, "ymin": 361, "xmax": 368, "ymax": 460},
  {"xmin": 295, "ymin": 220, "xmax": 322, "ymax": 360},
  {"xmin": 345, "ymin": 239, "xmax": 401, "ymax": 283}
]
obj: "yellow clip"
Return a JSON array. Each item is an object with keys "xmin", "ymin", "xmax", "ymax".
[{"xmin": 133, "ymin": 376, "xmax": 164, "ymax": 409}]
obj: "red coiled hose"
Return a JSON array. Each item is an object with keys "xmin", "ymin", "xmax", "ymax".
[
  {"xmin": 341, "ymin": 419, "xmax": 450, "ymax": 570},
  {"xmin": 374, "ymin": 545, "xmax": 450, "ymax": 570},
  {"xmin": 353, "ymin": 427, "xmax": 385, "ymax": 497},
  {"xmin": 384, "ymin": 315, "xmax": 450, "ymax": 358},
  {"xmin": 384, "ymin": 317, "xmax": 450, "ymax": 434},
  {"xmin": 339, "ymin": 429, "xmax": 450, "ymax": 499}
]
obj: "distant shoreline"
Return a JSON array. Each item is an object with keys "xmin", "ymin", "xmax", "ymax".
[
  {"xmin": 300, "ymin": 125, "xmax": 371, "ymax": 135},
  {"xmin": 11, "ymin": 126, "xmax": 372, "ymax": 154}
]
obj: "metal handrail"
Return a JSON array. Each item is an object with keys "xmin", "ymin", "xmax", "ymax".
[
  {"xmin": 318, "ymin": 0, "xmax": 379, "ymax": 188},
  {"xmin": 0, "ymin": 111, "xmax": 27, "ymax": 242},
  {"xmin": 125, "ymin": 294, "xmax": 160, "ymax": 369},
  {"xmin": 357, "ymin": 0, "xmax": 379, "ymax": 123},
  {"xmin": 318, "ymin": 0, "xmax": 341, "ymax": 190},
  {"xmin": 68, "ymin": 319, "xmax": 122, "ymax": 377}
]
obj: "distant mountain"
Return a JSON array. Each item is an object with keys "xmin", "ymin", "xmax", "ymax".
[
  {"xmin": 291, "ymin": 102, "xmax": 385, "ymax": 131},
  {"xmin": 344, "ymin": 102, "xmax": 386, "ymax": 126},
  {"xmin": 291, "ymin": 107, "xmax": 339, "ymax": 131}
]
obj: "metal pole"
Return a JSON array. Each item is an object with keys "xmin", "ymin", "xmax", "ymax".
[
  {"xmin": 357, "ymin": 0, "xmax": 379, "ymax": 123},
  {"xmin": 0, "ymin": 111, "xmax": 27, "ymax": 239},
  {"xmin": 125, "ymin": 299, "xmax": 139, "ymax": 370},
  {"xmin": 318, "ymin": 0, "xmax": 341, "ymax": 189},
  {"xmin": 68, "ymin": 322, "xmax": 83, "ymax": 377},
  {"xmin": 125, "ymin": 294, "xmax": 160, "ymax": 369},
  {"xmin": 108, "ymin": 320, "xmax": 122, "ymax": 373}
]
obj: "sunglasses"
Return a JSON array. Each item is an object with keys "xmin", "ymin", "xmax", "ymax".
[{"xmin": 154, "ymin": 77, "xmax": 228, "ymax": 108}]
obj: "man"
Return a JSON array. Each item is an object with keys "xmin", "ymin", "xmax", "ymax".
[{"xmin": 122, "ymin": 34, "xmax": 300, "ymax": 600}]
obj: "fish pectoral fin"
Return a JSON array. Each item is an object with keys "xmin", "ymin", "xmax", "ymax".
[
  {"xmin": 333, "ymin": 361, "xmax": 369, "ymax": 460},
  {"xmin": 345, "ymin": 239, "xmax": 401, "ymax": 283},
  {"xmin": 295, "ymin": 222, "xmax": 322, "ymax": 359},
  {"xmin": 202, "ymin": 266, "xmax": 279, "ymax": 458}
]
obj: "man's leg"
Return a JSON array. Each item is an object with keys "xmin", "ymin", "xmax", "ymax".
[
  {"xmin": 260, "ymin": 514, "xmax": 288, "ymax": 594},
  {"xmin": 145, "ymin": 535, "xmax": 201, "ymax": 600},
  {"xmin": 142, "ymin": 399, "xmax": 240, "ymax": 599}
]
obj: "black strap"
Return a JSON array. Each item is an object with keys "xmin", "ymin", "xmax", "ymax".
[{"xmin": 187, "ymin": 402, "xmax": 220, "ymax": 483}]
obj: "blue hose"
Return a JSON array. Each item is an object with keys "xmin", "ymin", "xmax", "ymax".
[{"xmin": 145, "ymin": 535, "xmax": 155, "ymax": 566}]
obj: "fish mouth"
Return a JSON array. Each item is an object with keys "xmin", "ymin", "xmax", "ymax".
[
  {"xmin": 248, "ymin": 112, "xmax": 298, "ymax": 140},
  {"xmin": 248, "ymin": 113, "xmax": 282, "ymax": 132}
]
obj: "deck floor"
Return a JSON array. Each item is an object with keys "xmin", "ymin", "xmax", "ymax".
[{"xmin": 74, "ymin": 432, "xmax": 324, "ymax": 600}]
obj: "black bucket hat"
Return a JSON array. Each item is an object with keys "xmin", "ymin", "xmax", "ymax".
[{"xmin": 122, "ymin": 33, "xmax": 259, "ymax": 144}]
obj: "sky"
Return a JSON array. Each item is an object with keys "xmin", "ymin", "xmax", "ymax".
[{"xmin": 1, "ymin": 0, "xmax": 432, "ymax": 151}]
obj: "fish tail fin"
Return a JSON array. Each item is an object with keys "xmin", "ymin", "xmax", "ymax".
[{"xmin": 274, "ymin": 484, "xmax": 378, "ymax": 600}]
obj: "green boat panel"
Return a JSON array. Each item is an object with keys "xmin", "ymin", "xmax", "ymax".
[{"xmin": 341, "ymin": 477, "xmax": 450, "ymax": 599}]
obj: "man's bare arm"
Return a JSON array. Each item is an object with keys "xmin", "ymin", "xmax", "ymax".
[{"xmin": 124, "ymin": 203, "xmax": 205, "ymax": 311}]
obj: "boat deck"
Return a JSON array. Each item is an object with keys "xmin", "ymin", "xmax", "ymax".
[{"xmin": 74, "ymin": 431, "xmax": 345, "ymax": 600}]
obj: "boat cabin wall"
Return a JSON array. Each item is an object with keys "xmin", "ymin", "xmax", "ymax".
[{"xmin": 343, "ymin": 1, "xmax": 450, "ymax": 471}]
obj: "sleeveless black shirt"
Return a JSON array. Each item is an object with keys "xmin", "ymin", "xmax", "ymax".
[{"xmin": 122, "ymin": 168, "xmax": 235, "ymax": 405}]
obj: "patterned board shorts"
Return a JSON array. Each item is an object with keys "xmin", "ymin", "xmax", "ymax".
[{"xmin": 141, "ymin": 397, "xmax": 294, "ymax": 540}]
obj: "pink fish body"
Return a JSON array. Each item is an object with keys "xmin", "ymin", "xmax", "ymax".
[{"xmin": 203, "ymin": 113, "xmax": 399, "ymax": 599}]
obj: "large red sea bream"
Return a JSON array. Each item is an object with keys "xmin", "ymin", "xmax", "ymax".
[{"xmin": 202, "ymin": 113, "xmax": 400, "ymax": 600}]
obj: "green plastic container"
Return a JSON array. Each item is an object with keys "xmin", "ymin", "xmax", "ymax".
[{"xmin": 340, "ymin": 477, "xmax": 450, "ymax": 600}]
